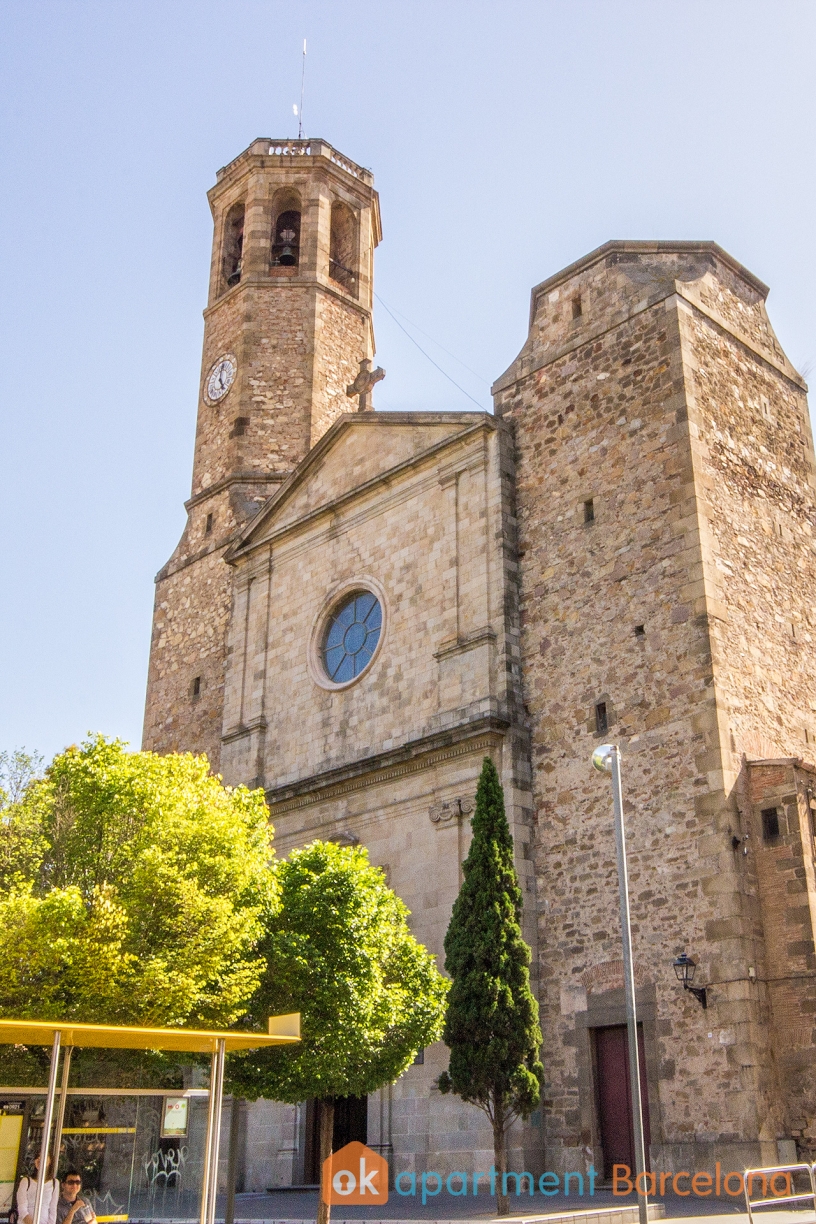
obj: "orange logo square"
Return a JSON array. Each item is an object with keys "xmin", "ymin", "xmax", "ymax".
[{"xmin": 322, "ymin": 1141, "xmax": 389, "ymax": 1205}]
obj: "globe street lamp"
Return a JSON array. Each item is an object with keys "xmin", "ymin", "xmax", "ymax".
[{"xmin": 592, "ymin": 743, "xmax": 649, "ymax": 1224}]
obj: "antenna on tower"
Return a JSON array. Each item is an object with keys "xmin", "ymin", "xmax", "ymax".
[{"xmin": 297, "ymin": 39, "xmax": 306, "ymax": 139}]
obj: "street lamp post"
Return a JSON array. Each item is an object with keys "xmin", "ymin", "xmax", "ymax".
[{"xmin": 592, "ymin": 743, "xmax": 649, "ymax": 1224}]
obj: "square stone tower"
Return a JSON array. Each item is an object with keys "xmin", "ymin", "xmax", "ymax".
[
  {"xmin": 143, "ymin": 139, "xmax": 381, "ymax": 768},
  {"xmin": 494, "ymin": 242, "xmax": 816, "ymax": 1174}
]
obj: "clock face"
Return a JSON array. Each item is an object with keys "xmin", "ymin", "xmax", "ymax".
[{"xmin": 205, "ymin": 355, "xmax": 237, "ymax": 403}]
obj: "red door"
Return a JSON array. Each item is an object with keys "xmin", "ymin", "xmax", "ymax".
[{"xmin": 594, "ymin": 1024, "xmax": 651, "ymax": 1180}]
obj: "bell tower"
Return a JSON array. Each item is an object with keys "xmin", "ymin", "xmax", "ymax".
[{"xmin": 143, "ymin": 138, "xmax": 381, "ymax": 768}]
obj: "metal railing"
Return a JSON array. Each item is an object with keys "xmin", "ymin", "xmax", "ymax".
[{"xmin": 744, "ymin": 1162, "xmax": 816, "ymax": 1223}]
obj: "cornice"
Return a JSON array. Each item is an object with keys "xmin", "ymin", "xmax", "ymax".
[
  {"xmin": 185, "ymin": 471, "xmax": 286, "ymax": 511},
  {"xmin": 261, "ymin": 715, "xmax": 510, "ymax": 814},
  {"xmin": 528, "ymin": 240, "xmax": 769, "ymax": 313},
  {"xmin": 434, "ymin": 626, "xmax": 497, "ymax": 660},
  {"xmin": 746, "ymin": 755, "xmax": 816, "ymax": 774},
  {"xmin": 222, "ymin": 717, "xmax": 267, "ymax": 745}
]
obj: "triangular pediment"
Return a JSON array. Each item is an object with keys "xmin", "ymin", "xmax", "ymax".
[{"xmin": 229, "ymin": 410, "xmax": 490, "ymax": 557}]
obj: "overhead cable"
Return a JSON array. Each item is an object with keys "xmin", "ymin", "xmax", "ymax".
[{"xmin": 374, "ymin": 293, "xmax": 488, "ymax": 411}]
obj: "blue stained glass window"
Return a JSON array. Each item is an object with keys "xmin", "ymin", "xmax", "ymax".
[{"xmin": 322, "ymin": 591, "xmax": 382, "ymax": 683}]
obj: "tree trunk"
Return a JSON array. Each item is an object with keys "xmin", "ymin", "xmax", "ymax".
[
  {"xmin": 316, "ymin": 1097, "xmax": 335, "ymax": 1224},
  {"xmin": 492, "ymin": 1097, "xmax": 509, "ymax": 1216}
]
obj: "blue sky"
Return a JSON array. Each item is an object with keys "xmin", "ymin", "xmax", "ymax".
[{"xmin": 2, "ymin": 0, "xmax": 815, "ymax": 761}]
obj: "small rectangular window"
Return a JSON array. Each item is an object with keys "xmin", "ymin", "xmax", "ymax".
[
  {"xmin": 761, "ymin": 807, "xmax": 780, "ymax": 840},
  {"xmin": 205, "ymin": 513, "xmax": 213, "ymax": 534},
  {"xmin": 412, "ymin": 1048, "xmax": 425, "ymax": 1065},
  {"xmin": 595, "ymin": 702, "xmax": 608, "ymax": 734},
  {"xmin": 572, "ymin": 294, "xmax": 583, "ymax": 319},
  {"xmin": 634, "ymin": 624, "xmax": 646, "ymax": 638},
  {"xmin": 192, "ymin": 676, "xmax": 201, "ymax": 699},
  {"xmin": 230, "ymin": 416, "xmax": 250, "ymax": 438},
  {"xmin": 584, "ymin": 498, "xmax": 595, "ymax": 523}
]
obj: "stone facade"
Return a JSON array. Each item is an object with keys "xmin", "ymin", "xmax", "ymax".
[
  {"xmin": 741, "ymin": 759, "xmax": 816, "ymax": 1157},
  {"xmin": 218, "ymin": 411, "xmax": 537, "ymax": 1182},
  {"xmin": 143, "ymin": 139, "xmax": 816, "ymax": 1189}
]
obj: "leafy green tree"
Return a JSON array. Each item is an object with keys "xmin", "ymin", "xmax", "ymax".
[
  {"xmin": 437, "ymin": 756, "xmax": 543, "ymax": 1216},
  {"xmin": 228, "ymin": 840, "xmax": 448, "ymax": 1224},
  {"xmin": 0, "ymin": 748, "xmax": 46, "ymax": 888},
  {"xmin": 0, "ymin": 747, "xmax": 44, "ymax": 807},
  {"xmin": 0, "ymin": 736, "xmax": 275, "ymax": 1032}
]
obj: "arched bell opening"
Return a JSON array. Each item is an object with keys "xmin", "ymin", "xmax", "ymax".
[
  {"xmin": 222, "ymin": 202, "xmax": 245, "ymax": 289},
  {"xmin": 329, "ymin": 201, "xmax": 357, "ymax": 293},
  {"xmin": 271, "ymin": 208, "xmax": 301, "ymax": 268}
]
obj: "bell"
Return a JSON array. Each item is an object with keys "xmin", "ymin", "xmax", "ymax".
[{"xmin": 279, "ymin": 245, "xmax": 296, "ymax": 267}]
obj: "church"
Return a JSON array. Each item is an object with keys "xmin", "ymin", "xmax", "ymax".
[{"xmin": 142, "ymin": 137, "xmax": 816, "ymax": 1189}]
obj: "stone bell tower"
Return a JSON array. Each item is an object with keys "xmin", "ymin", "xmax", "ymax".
[{"xmin": 143, "ymin": 138, "xmax": 381, "ymax": 768}]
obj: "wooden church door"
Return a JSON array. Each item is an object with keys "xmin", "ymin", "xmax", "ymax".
[{"xmin": 594, "ymin": 1024, "xmax": 651, "ymax": 1180}]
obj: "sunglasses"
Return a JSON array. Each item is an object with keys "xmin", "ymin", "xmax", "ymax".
[{"xmin": 64, "ymin": 1180, "xmax": 81, "ymax": 1186}]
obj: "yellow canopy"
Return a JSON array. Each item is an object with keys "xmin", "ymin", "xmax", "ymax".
[{"xmin": 0, "ymin": 1014, "xmax": 299, "ymax": 1054}]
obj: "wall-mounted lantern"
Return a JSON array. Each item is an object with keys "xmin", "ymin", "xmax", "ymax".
[{"xmin": 672, "ymin": 952, "xmax": 708, "ymax": 1009}]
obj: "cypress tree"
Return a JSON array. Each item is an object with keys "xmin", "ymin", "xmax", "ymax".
[{"xmin": 437, "ymin": 756, "xmax": 543, "ymax": 1216}]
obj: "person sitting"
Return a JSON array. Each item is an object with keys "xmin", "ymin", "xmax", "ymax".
[
  {"xmin": 16, "ymin": 1154, "xmax": 58, "ymax": 1224},
  {"xmin": 55, "ymin": 1172, "xmax": 95, "ymax": 1224}
]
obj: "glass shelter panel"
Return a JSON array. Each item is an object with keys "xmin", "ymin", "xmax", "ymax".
[{"xmin": 0, "ymin": 1094, "xmax": 211, "ymax": 1224}]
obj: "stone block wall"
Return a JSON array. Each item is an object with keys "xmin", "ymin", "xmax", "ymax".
[
  {"xmin": 193, "ymin": 282, "xmax": 317, "ymax": 492},
  {"xmin": 142, "ymin": 478, "xmax": 280, "ymax": 768},
  {"xmin": 676, "ymin": 256, "xmax": 816, "ymax": 1145},
  {"xmin": 219, "ymin": 410, "xmax": 537, "ymax": 1179},
  {"xmin": 743, "ymin": 760, "xmax": 816, "ymax": 1153},
  {"xmin": 192, "ymin": 278, "xmax": 372, "ymax": 496},
  {"xmin": 220, "ymin": 415, "xmax": 512, "ymax": 792},
  {"xmin": 675, "ymin": 273, "xmax": 815, "ymax": 767},
  {"xmin": 310, "ymin": 287, "xmax": 374, "ymax": 445},
  {"xmin": 493, "ymin": 241, "xmax": 813, "ymax": 1174}
]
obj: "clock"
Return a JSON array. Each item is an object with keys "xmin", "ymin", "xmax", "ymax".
[{"xmin": 205, "ymin": 354, "xmax": 237, "ymax": 403}]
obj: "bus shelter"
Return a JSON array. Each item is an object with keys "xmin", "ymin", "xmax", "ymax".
[{"xmin": 0, "ymin": 1016, "xmax": 299, "ymax": 1224}]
